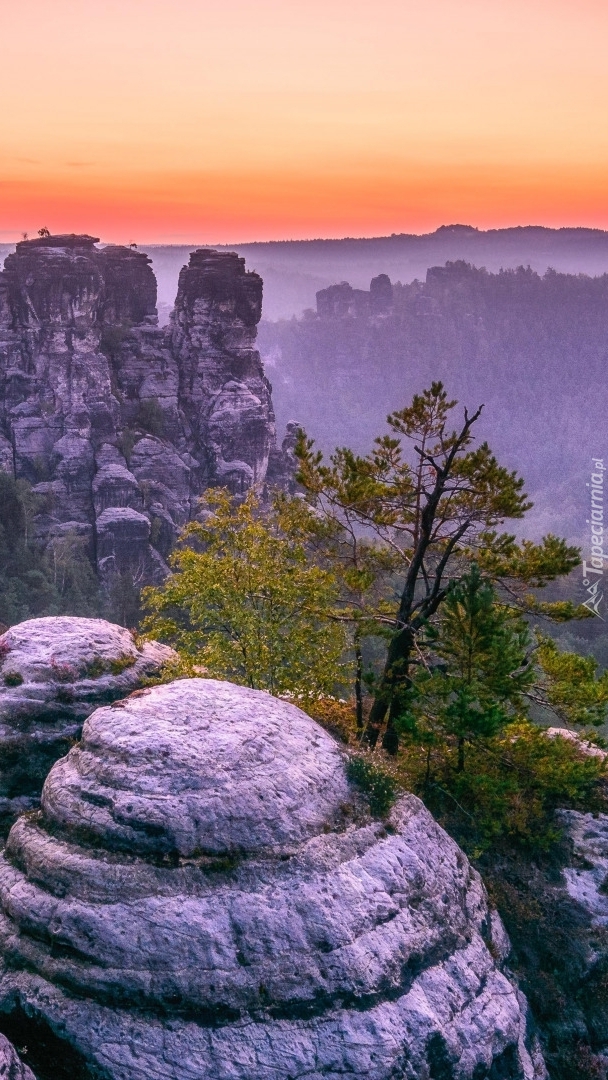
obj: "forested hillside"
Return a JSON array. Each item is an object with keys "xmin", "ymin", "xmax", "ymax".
[{"xmin": 259, "ymin": 260, "xmax": 608, "ymax": 545}]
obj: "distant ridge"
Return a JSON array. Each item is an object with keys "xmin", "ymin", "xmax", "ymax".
[
  {"xmin": 144, "ymin": 225, "xmax": 608, "ymax": 320},
  {"xmin": 6, "ymin": 226, "xmax": 608, "ymax": 321}
]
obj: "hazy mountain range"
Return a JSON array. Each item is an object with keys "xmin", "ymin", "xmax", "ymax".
[
  {"xmin": 156, "ymin": 224, "xmax": 608, "ymax": 320},
  {"xmin": 260, "ymin": 259, "xmax": 605, "ymax": 546},
  {"xmin": 6, "ymin": 224, "xmax": 608, "ymax": 323}
]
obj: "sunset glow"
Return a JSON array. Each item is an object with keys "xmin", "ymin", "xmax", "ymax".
[{"xmin": 2, "ymin": 0, "xmax": 607, "ymax": 242}]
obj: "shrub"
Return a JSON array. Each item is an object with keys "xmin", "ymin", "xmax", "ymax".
[
  {"xmin": 109, "ymin": 653, "xmax": 137, "ymax": 675},
  {"xmin": 116, "ymin": 428, "xmax": 139, "ymax": 465},
  {"xmin": 297, "ymin": 697, "xmax": 358, "ymax": 744},
  {"xmin": 84, "ymin": 657, "xmax": 106, "ymax": 679},
  {"xmin": 347, "ymin": 756, "xmax": 398, "ymax": 817},
  {"xmin": 50, "ymin": 659, "xmax": 77, "ymax": 683},
  {"xmin": 84, "ymin": 654, "xmax": 137, "ymax": 678},
  {"xmin": 3, "ymin": 671, "xmax": 23, "ymax": 687},
  {"xmin": 397, "ymin": 718, "xmax": 608, "ymax": 853}
]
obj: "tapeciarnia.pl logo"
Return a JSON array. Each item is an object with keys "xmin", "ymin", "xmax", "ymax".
[{"xmin": 582, "ymin": 458, "xmax": 605, "ymax": 619}]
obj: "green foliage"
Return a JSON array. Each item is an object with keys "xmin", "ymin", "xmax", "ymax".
[
  {"xmin": 84, "ymin": 657, "xmax": 107, "ymax": 679},
  {"xmin": 297, "ymin": 696, "xmax": 358, "ymax": 744},
  {"xmin": 473, "ymin": 530, "xmax": 581, "ymax": 593},
  {"xmin": 0, "ymin": 470, "xmax": 100, "ymax": 625},
  {"xmin": 399, "ymin": 565, "xmax": 533, "ymax": 769},
  {"xmin": 346, "ymin": 756, "xmax": 398, "ymax": 817},
  {"xmin": 143, "ymin": 489, "xmax": 347, "ymax": 696},
  {"xmin": 116, "ymin": 427, "xmax": 139, "ymax": 465},
  {"xmin": 296, "ymin": 382, "xmax": 579, "ymax": 747},
  {"xmin": 388, "ymin": 565, "xmax": 608, "ymax": 850},
  {"xmin": 84, "ymin": 653, "xmax": 137, "ymax": 678},
  {"xmin": 3, "ymin": 671, "xmax": 23, "ymax": 687},
  {"xmin": 109, "ymin": 653, "xmax": 137, "ymax": 675},
  {"xmin": 136, "ymin": 398, "xmax": 164, "ymax": 437},
  {"xmin": 398, "ymin": 719, "xmax": 607, "ymax": 853},
  {"xmin": 534, "ymin": 636, "xmax": 608, "ymax": 728}
]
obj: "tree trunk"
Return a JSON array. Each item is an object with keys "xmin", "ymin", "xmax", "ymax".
[
  {"xmin": 457, "ymin": 736, "xmax": 465, "ymax": 772},
  {"xmin": 354, "ymin": 640, "xmax": 364, "ymax": 731},
  {"xmin": 363, "ymin": 626, "xmax": 414, "ymax": 751},
  {"xmin": 381, "ymin": 697, "xmax": 402, "ymax": 755}
]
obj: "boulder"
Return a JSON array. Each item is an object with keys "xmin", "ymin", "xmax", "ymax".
[
  {"xmin": 0, "ymin": 617, "xmax": 174, "ymax": 828},
  {"xmin": 0, "ymin": 679, "xmax": 545, "ymax": 1080}
]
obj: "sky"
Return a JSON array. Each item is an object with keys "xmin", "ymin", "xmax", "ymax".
[{"xmin": 1, "ymin": 0, "xmax": 607, "ymax": 243}]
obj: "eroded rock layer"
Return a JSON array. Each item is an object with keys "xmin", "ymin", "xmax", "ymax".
[
  {"xmin": 0, "ymin": 616, "xmax": 173, "ymax": 824},
  {"xmin": 0, "ymin": 235, "xmax": 288, "ymax": 585},
  {"xmin": 0, "ymin": 1033, "xmax": 35, "ymax": 1079},
  {"xmin": 0, "ymin": 679, "xmax": 544, "ymax": 1079}
]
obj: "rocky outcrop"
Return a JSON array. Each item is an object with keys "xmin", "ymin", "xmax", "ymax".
[
  {"xmin": 316, "ymin": 274, "xmax": 393, "ymax": 318},
  {"xmin": 560, "ymin": 809, "xmax": 608, "ymax": 924},
  {"xmin": 0, "ymin": 1034, "xmax": 35, "ymax": 1079},
  {"xmin": 0, "ymin": 616, "xmax": 173, "ymax": 828},
  {"xmin": 0, "ymin": 235, "xmax": 291, "ymax": 589},
  {"xmin": 0, "ymin": 678, "xmax": 544, "ymax": 1080}
]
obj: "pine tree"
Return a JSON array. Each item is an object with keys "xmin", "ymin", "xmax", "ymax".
[
  {"xmin": 296, "ymin": 383, "xmax": 581, "ymax": 751},
  {"xmin": 402, "ymin": 564, "xmax": 533, "ymax": 771}
]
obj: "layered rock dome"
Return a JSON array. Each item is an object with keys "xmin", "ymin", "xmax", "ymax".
[
  {"xmin": 0, "ymin": 617, "xmax": 173, "ymax": 828},
  {"xmin": 0, "ymin": 679, "xmax": 544, "ymax": 1080},
  {"xmin": 0, "ymin": 235, "xmax": 292, "ymax": 587}
]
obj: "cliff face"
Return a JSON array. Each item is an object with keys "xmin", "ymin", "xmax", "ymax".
[
  {"xmin": 0, "ymin": 235, "xmax": 285, "ymax": 587},
  {"xmin": 0, "ymin": 677, "xmax": 545, "ymax": 1080}
]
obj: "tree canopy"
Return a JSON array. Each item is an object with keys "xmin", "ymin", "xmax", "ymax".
[
  {"xmin": 143, "ymin": 489, "xmax": 346, "ymax": 696},
  {"xmin": 296, "ymin": 382, "xmax": 582, "ymax": 750}
]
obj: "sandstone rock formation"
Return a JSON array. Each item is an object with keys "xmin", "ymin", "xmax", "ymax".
[
  {"xmin": 560, "ymin": 809, "xmax": 608, "ymax": 925},
  {"xmin": 0, "ymin": 616, "xmax": 173, "ymax": 827},
  {"xmin": 0, "ymin": 678, "xmax": 544, "ymax": 1080},
  {"xmin": 0, "ymin": 1034, "xmax": 35, "ymax": 1079},
  {"xmin": 316, "ymin": 274, "xmax": 393, "ymax": 318},
  {"xmin": 0, "ymin": 235, "xmax": 290, "ymax": 588}
]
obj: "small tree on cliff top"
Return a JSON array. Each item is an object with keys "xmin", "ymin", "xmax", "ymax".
[{"xmin": 296, "ymin": 382, "xmax": 581, "ymax": 750}]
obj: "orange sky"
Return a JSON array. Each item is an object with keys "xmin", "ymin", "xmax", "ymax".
[{"xmin": 1, "ymin": 0, "xmax": 607, "ymax": 243}]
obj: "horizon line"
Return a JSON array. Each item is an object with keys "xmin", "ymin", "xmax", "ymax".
[{"xmin": 4, "ymin": 222, "xmax": 608, "ymax": 249}]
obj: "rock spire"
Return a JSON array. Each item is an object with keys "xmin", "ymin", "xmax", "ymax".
[{"xmin": 0, "ymin": 236, "xmax": 290, "ymax": 588}]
